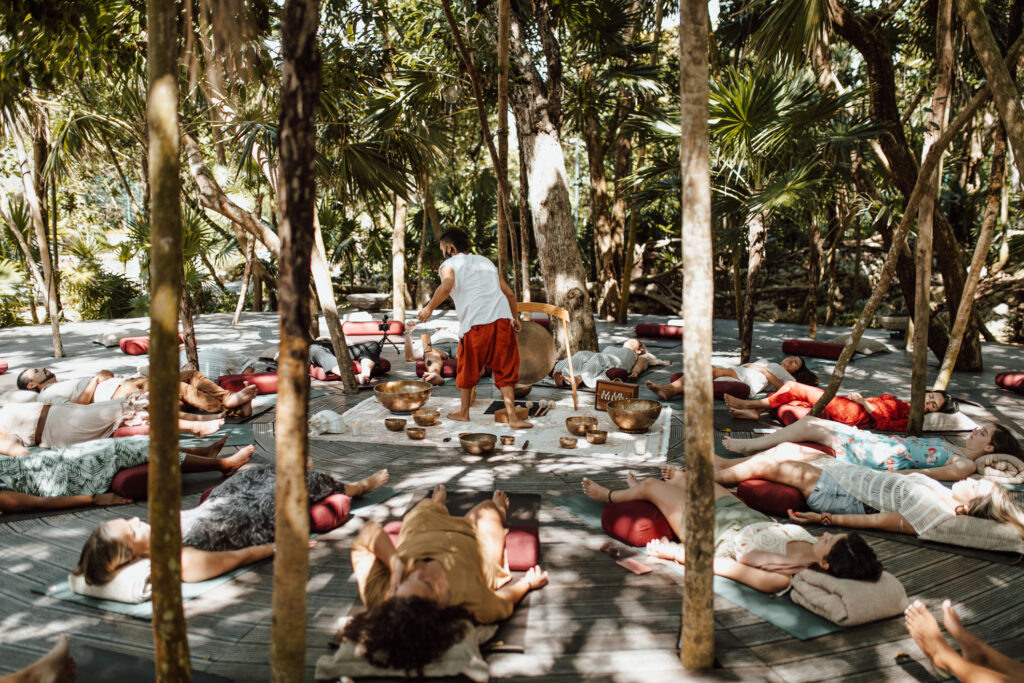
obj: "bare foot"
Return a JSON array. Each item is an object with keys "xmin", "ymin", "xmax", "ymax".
[
  {"xmin": 626, "ymin": 473, "xmax": 640, "ymax": 488},
  {"xmin": 728, "ymin": 407, "xmax": 761, "ymax": 421},
  {"xmin": 661, "ymin": 465, "xmax": 684, "ymax": 481},
  {"xmin": 224, "ymin": 384, "xmax": 259, "ymax": 409},
  {"xmin": 723, "ymin": 394, "xmax": 750, "ymax": 410},
  {"xmin": 185, "ymin": 433, "xmax": 229, "ymax": 458},
  {"xmin": 942, "ymin": 600, "xmax": 986, "ymax": 666},
  {"xmin": 492, "ymin": 490, "xmax": 510, "ymax": 523},
  {"xmin": 431, "ymin": 484, "xmax": 447, "ymax": 505},
  {"xmin": 18, "ymin": 633, "xmax": 76, "ymax": 683},
  {"xmin": 447, "ymin": 411, "xmax": 470, "ymax": 422},
  {"xmin": 582, "ymin": 478, "xmax": 614, "ymax": 504},
  {"xmin": 345, "ymin": 469, "xmax": 389, "ymax": 497},
  {"xmin": 508, "ymin": 417, "xmax": 534, "ymax": 429},
  {"xmin": 189, "ymin": 419, "xmax": 225, "ymax": 437},
  {"xmin": 552, "ymin": 370, "xmax": 565, "ymax": 388},
  {"xmin": 219, "ymin": 445, "xmax": 254, "ymax": 476},
  {"xmin": 905, "ymin": 600, "xmax": 956, "ymax": 673},
  {"xmin": 645, "ymin": 380, "xmax": 676, "ymax": 401},
  {"xmin": 721, "ymin": 434, "xmax": 757, "ymax": 455},
  {"xmin": 646, "ymin": 537, "xmax": 685, "ymax": 564}
]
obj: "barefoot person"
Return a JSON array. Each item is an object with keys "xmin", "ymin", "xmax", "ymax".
[
  {"xmin": 0, "ymin": 435, "xmax": 253, "ymax": 514},
  {"xmin": 418, "ymin": 228, "xmax": 530, "ymax": 428},
  {"xmin": 724, "ymin": 382, "xmax": 957, "ymax": 431},
  {"xmin": 403, "ymin": 323, "xmax": 460, "ymax": 386},
  {"xmin": 719, "ymin": 417, "xmax": 1021, "ymax": 480},
  {"xmin": 580, "ymin": 469, "xmax": 882, "ymax": 594},
  {"xmin": 344, "ymin": 485, "xmax": 547, "ymax": 675},
  {"xmin": 74, "ymin": 465, "xmax": 389, "ymax": 585},
  {"xmin": 0, "ymin": 634, "xmax": 76, "ymax": 683},
  {"xmin": 905, "ymin": 599, "xmax": 1024, "ymax": 682},
  {"xmin": 645, "ymin": 356, "xmax": 818, "ymax": 401},
  {"xmin": 550, "ymin": 339, "xmax": 651, "ymax": 389}
]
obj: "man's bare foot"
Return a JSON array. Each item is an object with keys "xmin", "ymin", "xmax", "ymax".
[
  {"xmin": 905, "ymin": 600, "xmax": 957, "ymax": 673},
  {"xmin": 646, "ymin": 537, "xmax": 685, "ymax": 564},
  {"xmin": 582, "ymin": 478, "xmax": 614, "ymax": 503},
  {"xmin": 187, "ymin": 418, "xmax": 225, "ymax": 437},
  {"xmin": 219, "ymin": 445, "xmax": 254, "ymax": 476},
  {"xmin": 492, "ymin": 490, "xmax": 510, "ymax": 522},
  {"xmin": 16, "ymin": 633, "xmax": 76, "ymax": 683},
  {"xmin": 645, "ymin": 380, "xmax": 677, "ymax": 401},
  {"xmin": 626, "ymin": 473, "xmax": 640, "ymax": 488},
  {"xmin": 508, "ymin": 417, "xmax": 534, "ymax": 429},
  {"xmin": 721, "ymin": 435, "xmax": 757, "ymax": 455},
  {"xmin": 941, "ymin": 600, "xmax": 986, "ymax": 666},
  {"xmin": 661, "ymin": 465, "xmax": 684, "ymax": 481},
  {"xmin": 728, "ymin": 406, "xmax": 761, "ymax": 421},
  {"xmin": 224, "ymin": 384, "xmax": 259, "ymax": 409},
  {"xmin": 552, "ymin": 370, "xmax": 565, "ymax": 388},
  {"xmin": 447, "ymin": 411, "xmax": 470, "ymax": 422},
  {"xmin": 345, "ymin": 469, "xmax": 389, "ymax": 497},
  {"xmin": 431, "ymin": 484, "xmax": 447, "ymax": 505}
]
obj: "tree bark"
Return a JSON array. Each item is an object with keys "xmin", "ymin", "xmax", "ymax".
[
  {"xmin": 679, "ymin": 0, "xmax": 714, "ymax": 669},
  {"xmin": 516, "ymin": 136, "xmax": 533, "ymax": 303},
  {"xmin": 416, "ymin": 172, "xmax": 442, "ymax": 306},
  {"xmin": 233, "ymin": 230, "xmax": 255, "ymax": 325},
  {"xmin": 497, "ymin": 0, "xmax": 513, "ymax": 294},
  {"xmin": 739, "ymin": 213, "xmax": 766, "ymax": 364},
  {"xmin": 180, "ymin": 283, "xmax": 200, "ymax": 369},
  {"xmin": 271, "ymin": 0, "xmax": 318, "ymax": 679},
  {"xmin": 392, "ymin": 194, "xmax": 408, "ymax": 322},
  {"xmin": 146, "ymin": 0, "xmax": 191, "ymax": 677},
  {"xmin": 0, "ymin": 196, "xmax": 48, "ymax": 301},
  {"xmin": 807, "ymin": 217, "xmax": 824, "ymax": 338}
]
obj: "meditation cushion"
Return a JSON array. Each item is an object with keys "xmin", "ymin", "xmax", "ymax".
[
  {"xmin": 69, "ymin": 558, "xmax": 153, "ymax": 603},
  {"xmin": 340, "ymin": 320, "xmax": 405, "ymax": 336},
  {"xmin": 667, "ymin": 373, "xmax": 750, "ymax": 399},
  {"xmin": 782, "ymin": 339, "xmax": 843, "ymax": 360},
  {"xmin": 199, "ymin": 485, "xmax": 353, "ymax": 533},
  {"xmin": 109, "ymin": 464, "xmax": 151, "ymax": 499},
  {"xmin": 310, "ymin": 358, "xmax": 391, "ymax": 381},
  {"xmin": 605, "ymin": 368, "xmax": 633, "ymax": 382},
  {"xmin": 112, "ymin": 423, "xmax": 150, "ymax": 438},
  {"xmin": 601, "ymin": 500, "xmax": 676, "ymax": 547},
  {"xmin": 775, "ymin": 403, "xmax": 811, "ymax": 425},
  {"xmin": 790, "ymin": 569, "xmax": 907, "ymax": 626},
  {"xmin": 383, "ymin": 521, "xmax": 540, "ymax": 571},
  {"xmin": 996, "ymin": 372, "xmax": 1024, "ymax": 395},
  {"xmin": 217, "ymin": 372, "xmax": 279, "ymax": 394},
  {"xmin": 635, "ymin": 322, "xmax": 684, "ymax": 338},
  {"xmin": 0, "ymin": 359, "xmax": 7, "ymax": 374},
  {"xmin": 119, "ymin": 334, "xmax": 185, "ymax": 355},
  {"xmin": 735, "ymin": 441, "xmax": 835, "ymax": 516}
]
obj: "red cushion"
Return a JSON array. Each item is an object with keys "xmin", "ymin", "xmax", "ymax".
[
  {"xmin": 996, "ymin": 372, "xmax": 1024, "ymax": 395},
  {"xmin": 713, "ymin": 381, "xmax": 750, "ymax": 399},
  {"xmin": 119, "ymin": 334, "xmax": 185, "ymax": 355},
  {"xmin": 775, "ymin": 403, "xmax": 811, "ymax": 425},
  {"xmin": 217, "ymin": 372, "xmax": 279, "ymax": 394},
  {"xmin": 341, "ymin": 320, "xmax": 405, "ymax": 336},
  {"xmin": 796, "ymin": 440, "xmax": 835, "ymax": 457},
  {"xmin": 310, "ymin": 358, "xmax": 391, "ymax": 381},
  {"xmin": 0, "ymin": 360, "xmax": 7, "ymax": 374},
  {"xmin": 635, "ymin": 322, "xmax": 684, "ymax": 338},
  {"xmin": 109, "ymin": 464, "xmax": 150, "ymax": 499},
  {"xmin": 670, "ymin": 372, "xmax": 682, "ymax": 383},
  {"xmin": 415, "ymin": 358, "xmax": 459, "ymax": 378},
  {"xmin": 113, "ymin": 423, "xmax": 150, "ymax": 437},
  {"xmin": 601, "ymin": 500, "xmax": 676, "ymax": 547},
  {"xmin": 310, "ymin": 493, "xmax": 352, "ymax": 533},
  {"xmin": 735, "ymin": 479, "xmax": 808, "ymax": 517},
  {"xmin": 782, "ymin": 339, "xmax": 843, "ymax": 360},
  {"xmin": 384, "ymin": 520, "xmax": 540, "ymax": 569},
  {"xmin": 605, "ymin": 368, "xmax": 634, "ymax": 383}
]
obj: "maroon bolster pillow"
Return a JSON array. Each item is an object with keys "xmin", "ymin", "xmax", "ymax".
[
  {"xmin": 782, "ymin": 339, "xmax": 843, "ymax": 360},
  {"xmin": 796, "ymin": 440, "xmax": 835, "ymax": 457},
  {"xmin": 714, "ymin": 381, "xmax": 751, "ymax": 400},
  {"xmin": 775, "ymin": 403, "xmax": 811, "ymax": 425},
  {"xmin": 0, "ymin": 360, "xmax": 7, "ymax": 374},
  {"xmin": 113, "ymin": 423, "xmax": 150, "ymax": 438},
  {"xmin": 119, "ymin": 334, "xmax": 186, "ymax": 355},
  {"xmin": 383, "ymin": 520, "xmax": 540, "ymax": 570},
  {"xmin": 601, "ymin": 500, "xmax": 676, "ymax": 547},
  {"xmin": 995, "ymin": 372, "xmax": 1024, "ymax": 395},
  {"xmin": 414, "ymin": 358, "xmax": 460, "ymax": 378},
  {"xmin": 198, "ymin": 487, "xmax": 352, "ymax": 532},
  {"xmin": 217, "ymin": 372, "xmax": 279, "ymax": 394},
  {"xmin": 109, "ymin": 464, "xmax": 151, "ymax": 499},
  {"xmin": 736, "ymin": 479, "xmax": 808, "ymax": 517},
  {"xmin": 605, "ymin": 368, "xmax": 634, "ymax": 383},
  {"xmin": 341, "ymin": 320, "xmax": 405, "ymax": 336},
  {"xmin": 635, "ymin": 322, "xmax": 684, "ymax": 338}
]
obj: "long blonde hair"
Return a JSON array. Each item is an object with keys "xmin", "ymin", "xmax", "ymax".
[{"xmin": 968, "ymin": 485, "xmax": 1024, "ymax": 539}]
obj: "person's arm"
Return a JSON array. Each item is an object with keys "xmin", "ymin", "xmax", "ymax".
[
  {"xmin": 493, "ymin": 565, "xmax": 547, "ymax": 606},
  {"xmin": 748, "ymin": 364, "xmax": 788, "ymax": 390},
  {"xmin": 418, "ymin": 265, "xmax": 455, "ymax": 323},
  {"xmin": 180, "ymin": 543, "xmax": 274, "ymax": 582},
  {"xmin": 712, "ymin": 557, "xmax": 792, "ymax": 594},
  {"xmin": 498, "ymin": 276, "xmax": 521, "ymax": 332},
  {"xmin": 788, "ymin": 509, "xmax": 914, "ymax": 534},
  {"xmin": 897, "ymin": 456, "xmax": 976, "ymax": 481},
  {"xmin": 73, "ymin": 372, "xmax": 113, "ymax": 405},
  {"xmin": 0, "ymin": 491, "xmax": 130, "ymax": 513},
  {"xmin": 352, "ymin": 520, "xmax": 405, "ymax": 597},
  {"xmin": 0, "ymin": 430, "xmax": 29, "ymax": 457},
  {"xmin": 627, "ymin": 355, "xmax": 651, "ymax": 380},
  {"xmin": 845, "ymin": 392, "xmax": 875, "ymax": 416}
]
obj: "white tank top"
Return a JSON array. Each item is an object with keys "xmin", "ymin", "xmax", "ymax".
[
  {"xmin": 440, "ymin": 253, "xmax": 513, "ymax": 336},
  {"xmin": 93, "ymin": 377, "xmax": 124, "ymax": 403}
]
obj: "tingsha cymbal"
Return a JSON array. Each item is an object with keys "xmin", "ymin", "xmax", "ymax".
[{"xmin": 516, "ymin": 320, "xmax": 556, "ymax": 385}]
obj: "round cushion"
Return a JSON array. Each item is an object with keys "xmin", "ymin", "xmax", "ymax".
[
  {"xmin": 113, "ymin": 423, "xmax": 150, "ymax": 437},
  {"xmin": 605, "ymin": 368, "xmax": 633, "ymax": 383},
  {"xmin": 341, "ymin": 320, "xmax": 405, "ymax": 336},
  {"xmin": 109, "ymin": 464, "xmax": 150, "ymax": 499},
  {"xmin": 0, "ymin": 360, "xmax": 8, "ymax": 374},
  {"xmin": 713, "ymin": 381, "xmax": 750, "ymax": 400},
  {"xmin": 217, "ymin": 372, "xmax": 279, "ymax": 394},
  {"xmin": 775, "ymin": 403, "xmax": 811, "ymax": 425},
  {"xmin": 995, "ymin": 372, "xmax": 1024, "ymax": 395},
  {"xmin": 782, "ymin": 339, "xmax": 843, "ymax": 360},
  {"xmin": 635, "ymin": 322, "xmax": 684, "ymax": 338},
  {"xmin": 735, "ymin": 479, "xmax": 808, "ymax": 517},
  {"xmin": 530, "ymin": 317, "xmax": 551, "ymax": 330},
  {"xmin": 310, "ymin": 493, "xmax": 352, "ymax": 533},
  {"xmin": 601, "ymin": 500, "xmax": 676, "ymax": 547}
]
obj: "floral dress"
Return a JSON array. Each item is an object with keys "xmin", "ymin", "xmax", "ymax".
[{"xmin": 829, "ymin": 422, "xmax": 953, "ymax": 471}]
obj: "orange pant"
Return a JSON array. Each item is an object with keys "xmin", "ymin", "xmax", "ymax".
[
  {"xmin": 456, "ymin": 319, "xmax": 519, "ymax": 389},
  {"xmin": 767, "ymin": 381, "xmax": 870, "ymax": 427}
]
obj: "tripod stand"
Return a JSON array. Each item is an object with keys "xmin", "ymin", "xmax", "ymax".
[{"xmin": 375, "ymin": 315, "xmax": 402, "ymax": 355}]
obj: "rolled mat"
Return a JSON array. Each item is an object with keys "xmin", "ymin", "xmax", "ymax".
[
  {"xmin": 0, "ymin": 360, "xmax": 7, "ymax": 374},
  {"xmin": 341, "ymin": 320, "xmax": 404, "ymax": 336},
  {"xmin": 217, "ymin": 372, "xmax": 279, "ymax": 394},
  {"xmin": 782, "ymin": 339, "xmax": 843, "ymax": 360},
  {"xmin": 119, "ymin": 334, "xmax": 185, "ymax": 355},
  {"xmin": 995, "ymin": 372, "xmax": 1024, "ymax": 395},
  {"xmin": 667, "ymin": 373, "xmax": 750, "ymax": 399},
  {"xmin": 635, "ymin": 322, "xmax": 684, "ymax": 338}
]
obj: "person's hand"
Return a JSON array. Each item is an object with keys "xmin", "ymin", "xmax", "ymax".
[
  {"xmin": 646, "ymin": 537, "xmax": 684, "ymax": 564},
  {"xmin": 417, "ymin": 309, "xmax": 432, "ymax": 323},
  {"xmin": 846, "ymin": 392, "xmax": 866, "ymax": 405},
  {"xmin": 787, "ymin": 509, "xmax": 821, "ymax": 525},
  {"xmin": 92, "ymin": 492, "xmax": 131, "ymax": 506},
  {"xmin": 386, "ymin": 554, "xmax": 405, "ymax": 597},
  {"xmin": 511, "ymin": 317, "xmax": 522, "ymax": 333},
  {"xmin": 520, "ymin": 565, "xmax": 548, "ymax": 590}
]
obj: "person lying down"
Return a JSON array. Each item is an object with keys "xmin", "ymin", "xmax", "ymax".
[
  {"xmin": 581, "ymin": 469, "xmax": 883, "ymax": 595},
  {"xmin": 646, "ymin": 355, "xmax": 818, "ymax": 400},
  {"xmin": 74, "ymin": 464, "xmax": 389, "ymax": 586}
]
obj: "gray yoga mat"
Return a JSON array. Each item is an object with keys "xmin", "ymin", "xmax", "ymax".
[{"xmin": 70, "ymin": 643, "xmax": 234, "ymax": 682}]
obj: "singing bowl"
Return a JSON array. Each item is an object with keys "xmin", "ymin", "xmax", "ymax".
[
  {"xmin": 384, "ymin": 418, "xmax": 407, "ymax": 432},
  {"xmin": 406, "ymin": 427, "xmax": 426, "ymax": 440},
  {"xmin": 374, "ymin": 380, "xmax": 433, "ymax": 413},
  {"xmin": 513, "ymin": 384, "xmax": 533, "ymax": 399},
  {"xmin": 459, "ymin": 433, "xmax": 497, "ymax": 455},
  {"xmin": 516, "ymin": 321, "xmax": 557, "ymax": 385},
  {"xmin": 565, "ymin": 416, "xmax": 598, "ymax": 436},
  {"xmin": 607, "ymin": 398, "xmax": 662, "ymax": 433},
  {"xmin": 500, "ymin": 435, "xmax": 515, "ymax": 446},
  {"xmin": 412, "ymin": 409, "xmax": 440, "ymax": 426},
  {"xmin": 585, "ymin": 429, "xmax": 608, "ymax": 444},
  {"xmin": 560, "ymin": 436, "xmax": 578, "ymax": 449}
]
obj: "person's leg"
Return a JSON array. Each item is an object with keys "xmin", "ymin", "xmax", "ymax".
[
  {"xmin": 0, "ymin": 634, "xmax": 76, "ymax": 683},
  {"xmin": 180, "ymin": 445, "xmax": 254, "ymax": 476},
  {"xmin": 645, "ymin": 374, "xmax": 685, "ymax": 400},
  {"xmin": 715, "ymin": 442, "xmax": 830, "ymax": 476},
  {"xmin": 178, "ymin": 370, "xmax": 255, "ymax": 413},
  {"xmin": 499, "ymin": 383, "xmax": 532, "ymax": 429},
  {"xmin": 110, "ymin": 376, "xmax": 149, "ymax": 400},
  {"xmin": 723, "ymin": 393, "xmax": 773, "ymax": 411},
  {"xmin": 309, "ymin": 343, "xmax": 341, "ymax": 376},
  {"xmin": 177, "ymin": 416, "xmax": 225, "ymax": 437},
  {"xmin": 582, "ymin": 475, "xmax": 691, "ymax": 539},
  {"xmin": 943, "ymin": 600, "xmax": 1024, "ymax": 678},
  {"xmin": 465, "ymin": 490, "xmax": 510, "ymax": 568},
  {"xmin": 904, "ymin": 600, "xmax": 1009, "ymax": 682},
  {"xmin": 713, "ymin": 451, "xmax": 824, "ymax": 498},
  {"xmin": 357, "ymin": 358, "xmax": 375, "ymax": 384},
  {"xmin": 451, "ymin": 327, "xmax": 483, "ymax": 421},
  {"xmin": 721, "ymin": 415, "xmax": 836, "ymax": 455},
  {"xmin": 342, "ymin": 468, "xmax": 390, "ymax": 497},
  {"xmin": 403, "ymin": 325, "xmax": 421, "ymax": 362}
]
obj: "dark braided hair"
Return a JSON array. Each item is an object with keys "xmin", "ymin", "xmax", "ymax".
[
  {"xmin": 809, "ymin": 532, "xmax": 883, "ymax": 581},
  {"xmin": 341, "ymin": 596, "xmax": 476, "ymax": 676}
]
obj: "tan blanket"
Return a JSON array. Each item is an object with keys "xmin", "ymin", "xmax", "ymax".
[
  {"xmin": 975, "ymin": 452, "xmax": 1024, "ymax": 485},
  {"xmin": 789, "ymin": 569, "xmax": 907, "ymax": 626}
]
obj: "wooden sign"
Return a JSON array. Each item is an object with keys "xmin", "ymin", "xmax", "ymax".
[{"xmin": 595, "ymin": 379, "xmax": 639, "ymax": 411}]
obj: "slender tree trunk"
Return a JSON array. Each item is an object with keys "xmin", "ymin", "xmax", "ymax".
[
  {"xmin": 807, "ymin": 217, "xmax": 823, "ymax": 338},
  {"xmin": 312, "ymin": 220, "xmax": 358, "ymax": 393},
  {"xmin": 392, "ymin": 194, "xmax": 408, "ymax": 322},
  {"xmin": 415, "ymin": 214, "xmax": 429, "ymax": 307},
  {"xmin": 180, "ymin": 283, "xmax": 200, "ymax": 369},
  {"xmin": 253, "ymin": 274, "xmax": 264, "ymax": 311},
  {"xmin": 497, "ymin": 0, "xmax": 520, "ymax": 298},
  {"xmin": 740, "ymin": 213, "xmax": 766, "ymax": 364},
  {"xmin": 909, "ymin": 0, "xmax": 953, "ymax": 435},
  {"xmin": 0, "ymin": 197, "xmax": 48, "ymax": 299},
  {"xmin": 271, "ymin": 0, "xmax": 318, "ymax": 678},
  {"xmin": 732, "ymin": 242, "xmax": 744, "ymax": 340},
  {"xmin": 679, "ymin": 0, "xmax": 714, "ymax": 668},
  {"xmin": 583, "ymin": 119, "xmax": 618, "ymax": 319},
  {"xmin": 146, "ymin": 0, "xmax": 191, "ymax": 677},
  {"xmin": 416, "ymin": 173, "xmax": 442, "ymax": 306},
  {"xmin": 233, "ymin": 229, "xmax": 255, "ymax": 324},
  {"xmin": 516, "ymin": 138, "xmax": 532, "ymax": 303}
]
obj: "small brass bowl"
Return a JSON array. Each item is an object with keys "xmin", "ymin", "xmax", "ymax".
[
  {"xmin": 384, "ymin": 418, "xmax": 407, "ymax": 432},
  {"xmin": 412, "ymin": 409, "xmax": 440, "ymax": 426},
  {"xmin": 560, "ymin": 436, "xmax": 578, "ymax": 449},
  {"xmin": 585, "ymin": 429, "xmax": 608, "ymax": 444},
  {"xmin": 566, "ymin": 416, "xmax": 598, "ymax": 436},
  {"xmin": 500, "ymin": 435, "xmax": 515, "ymax": 446},
  {"xmin": 513, "ymin": 384, "xmax": 532, "ymax": 399},
  {"xmin": 374, "ymin": 380, "xmax": 433, "ymax": 413},
  {"xmin": 406, "ymin": 427, "xmax": 426, "ymax": 440},
  {"xmin": 459, "ymin": 433, "xmax": 497, "ymax": 455},
  {"xmin": 607, "ymin": 398, "xmax": 663, "ymax": 434}
]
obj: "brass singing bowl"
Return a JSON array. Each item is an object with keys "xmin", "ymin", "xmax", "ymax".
[
  {"xmin": 406, "ymin": 427, "xmax": 426, "ymax": 440},
  {"xmin": 412, "ymin": 409, "xmax": 440, "ymax": 426},
  {"xmin": 384, "ymin": 418, "xmax": 407, "ymax": 432},
  {"xmin": 607, "ymin": 398, "xmax": 662, "ymax": 434},
  {"xmin": 560, "ymin": 436, "xmax": 578, "ymax": 449},
  {"xmin": 513, "ymin": 384, "xmax": 533, "ymax": 399},
  {"xmin": 565, "ymin": 416, "xmax": 599, "ymax": 436},
  {"xmin": 585, "ymin": 429, "xmax": 608, "ymax": 444},
  {"xmin": 459, "ymin": 433, "xmax": 497, "ymax": 455},
  {"xmin": 374, "ymin": 380, "xmax": 433, "ymax": 413}
]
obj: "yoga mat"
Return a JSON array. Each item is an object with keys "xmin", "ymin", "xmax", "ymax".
[
  {"xmin": 485, "ymin": 592, "xmax": 528, "ymax": 653},
  {"xmin": 482, "ymin": 400, "xmax": 545, "ymax": 417},
  {"xmin": 34, "ymin": 565, "xmax": 253, "ymax": 620},
  {"xmin": 401, "ymin": 490, "xmax": 541, "ymax": 525},
  {"xmin": 349, "ymin": 486, "xmax": 399, "ymax": 516},
  {"xmin": 551, "ymin": 495, "xmax": 844, "ymax": 640},
  {"xmin": 70, "ymin": 643, "xmax": 233, "ymax": 682},
  {"xmin": 225, "ymin": 403, "xmax": 273, "ymax": 424}
]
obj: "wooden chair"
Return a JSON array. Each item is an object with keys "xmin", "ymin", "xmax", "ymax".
[{"xmin": 517, "ymin": 302, "xmax": 578, "ymax": 410}]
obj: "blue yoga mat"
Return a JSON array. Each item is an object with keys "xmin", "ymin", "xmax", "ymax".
[{"xmin": 551, "ymin": 494, "xmax": 843, "ymax": 640}]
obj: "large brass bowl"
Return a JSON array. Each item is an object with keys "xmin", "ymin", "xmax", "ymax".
[
  {"xmin": 459, "ymin": 433, "xmax": 497, "ymax": 455},
  {"xmin": 374, "ymin": 380, "xmax": 433, "ymax": 413},
  {"xmin": 565, "ymin": 416, "xmax": 598, "ymax": 436},
  {"xmin": 412, "ymin": 409, "xmax": 440, "ymax": 426},
  {"xmin": 607, "ymin": 398, "xmax": 662, "ymax": 434}
]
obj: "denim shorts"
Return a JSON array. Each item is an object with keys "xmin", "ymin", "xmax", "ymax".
[{"xmin": 805, "ymin": 469, "xmax": 875, "ymax": 515}]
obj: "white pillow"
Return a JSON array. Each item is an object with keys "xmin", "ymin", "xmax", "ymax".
[
  {"xmin": 0, "ymin": 390, "xmax": 43, "ymax": 403},
  {"xmin": 827, "ymin": 334, "xmax": 890, "ymax": 355},
  {"xmin": 790, "ymin": 569, "xmax": 907, "ymax": 626},
  {"xmin": 68, "ymin": 559, "xmax": 152, "ymax": 604},
  {"xmin": 919, "ymin": 515, "xmax": 1024, "ymax": 554},
  {"xmin": 93, "ymin": 328, "xmax": 148, "ymax": 347},
  {"xmin": 922, "ymin": 411, "xmax": 978, "ymax": 432}
]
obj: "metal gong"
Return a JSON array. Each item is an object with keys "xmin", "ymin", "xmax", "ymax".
[{"xmin": 516, "ymin": 320, "xmax": 556, "ymax": 385}]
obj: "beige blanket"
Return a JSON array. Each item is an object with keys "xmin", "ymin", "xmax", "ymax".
[
  {"xmin": 975, "ymin": 453, "xmax": 1024, "ymax": 485},
  {"xmin": 789, "ymin": 569, "xmax": 907, "ymax": 626}
]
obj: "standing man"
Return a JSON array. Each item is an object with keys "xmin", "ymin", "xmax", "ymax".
[{"xmin": 418, "ymin": 228, "xmax": 531, "ymax": 429}]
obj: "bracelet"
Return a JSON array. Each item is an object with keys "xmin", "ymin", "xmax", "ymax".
[{"xmin": 820, "ymin": 512, "xmax": 832, "ymax": 527}]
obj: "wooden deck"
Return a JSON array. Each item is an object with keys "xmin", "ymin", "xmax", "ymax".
[{"xmin": 2, "ymin": 317, "xmax": 1024, "ymax": 681}]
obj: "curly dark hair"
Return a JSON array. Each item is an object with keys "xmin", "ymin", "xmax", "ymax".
[
  {"xmin": 811, "ymin": 532, "xmax": 883, "ymax": 581},
  {"xmin": 341, "ymin": 596, "xmax": 476, "ymax": 676},
  {"xmin": 439, "ymin": 228, "xmax": 471, "ymax": 254},
  {"xmin": 790, "ymin": 357, "xmax": 819, "ymax": 387}
]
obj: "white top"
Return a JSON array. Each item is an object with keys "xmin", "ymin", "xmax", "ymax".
[
  {"xmin": 440, "ymin": 253, "xmax": 512, "ymax": 336},
  {"xmin": 37, "ymin": 378, "xmax": 92, "ymax": 404},
  {"xmin": 0, "ymin": 402, "xmax": 46, "ymax": 446},
  {"xmin": 93, "ymin": 377, "xmax": 124, "ymax": 403},
  {"xmin": 733, "ymin": 522, "xmax": 818, "ymax": 575}
]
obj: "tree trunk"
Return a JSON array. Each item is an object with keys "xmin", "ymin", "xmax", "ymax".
[
  {"xmin": 679, "ymin": 0, "xmax": 715, "ymax": 668},
  {"xmin": 271, "ymin": 0, "xmax": 318, "ymax": 678},
  {"xmin": 180, "ymin": 283, "xmax": 200, "ymax": 369},
  {"xmin": 416, "ymin": 172, "xmax": 441, "ymax": 306},
  {"xmin": 312, "ymin": 220, "xmax": 358, "ymax": 393},
  {"xmin": 233, "ymin": 225, "xmax": 255, "ymax": 325},
  {"xmin": 146, "ymin": 0, "xmax": 191, "ymax": 676},
  {"xmin": 497, "ymin": 0, "xmax": 520, "ymax": 299},
  {"xmin": 807, "ymin": 218, "xmax": 824, "ymax": 338},
  {"xmin": 0, "ymin": 197, "xmax": 48, "ymax": 301},
  {"xmin": 582, "ymin": 116, "xmax": 619, "ymax": 320},
  {"xmin": 739, "ymin": 213, "xmax": 766, "ymax": 364},
  {"xmin": 253, "ymin": 273, "xmax": 264, "ymax": 311},
  {"xmin": 908, "ymin": 0, "xmax": 953, "ymax": 435},
  {"xmin": 392, "ymin": 193, "xmax": 408, "ymax": 322},
  {"xmin": 516, "ymin": 138, "xmax": 533, "ymax": 303},
  {"xmin": 732, "ymin": 243, "xmax": 744, "ymax": 340}
]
